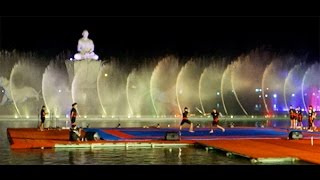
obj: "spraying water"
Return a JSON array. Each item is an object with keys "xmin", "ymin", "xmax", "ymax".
[
  {"xmin": 126, "ymin": 62, "xmax": 155, "ymax": 117},
  {"xmin": 42, "ymin": 59, "xmax": 72, "ymax": 116},
  {"xmin": 199, "ymin": 58, "xmax": 227, "ymax": 115},
  {"xmin": 150, "ymin": 56, "xmax": 180, "ymax": 117},
  {"xmin": 0, "ymin": 50, "xmax": 318, "ymax": 118},
  {"xmin": 176, "ymin": 59, "xmax": 204, "ymax": 116},
  {"xmin": 97, "ymin": 60, "xmax": 129, "ymax": 117},
  {"xmin": 302, "ymin": 62, "xmax": 320, "ymax": 111}
]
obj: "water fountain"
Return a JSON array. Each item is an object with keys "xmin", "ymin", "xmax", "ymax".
[
  {"xmin": 230, "ymin": 50, "xmax": 272, "ymax": 116},
  {"xmin": 302, "ymin": 62, "xmax": 320, "ymax": 111},
  {"xmin": 199, "ymin": 58, "xmax": 227, "ymax": 115},
  {"xmin": 126, "ymin": 62, "xmax": 156, "ymax": 117},
  {"xmin": 42, "ymin": 60, "xmax": 72, "ymax": 117},
  {"xmin": 176, "ymin": 58, "xmax": 205, "ymax": 116},
  {"xmin": 284, "ymin": 62, "xmax": 308, "ymax": 111},
  {"xmin": 0, "ymin": 49, "xmax": 319, "ymax": 118},
  {"xmin": 262, "ymin": 55, "xmax": 300, "ymax": 115},
  {"xmin": 220, "ymin": 63, "xmax": 235, "ymax": 115},
  {"xmin": 97, "ymin": 60, "xmax": 129, "ymax": 117},
  {"xmin": 66, "ymin": 59, "xmax": 102, "ymax": 116},
  {"xmin": 150, "ymin": 56, "xmax": 181, "ymax": 117}
]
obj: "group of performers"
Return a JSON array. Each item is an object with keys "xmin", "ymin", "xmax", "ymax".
[
  {"xmin": 40, "ymin": 104, "xmax": 225, "ymax": 138},
  {"xmin": 179, "ymin": 107, "xmax": 225, "ymax": 134},
  {"xmin": 289, "ymin": 105, "xmax": 317, "ymax": 132},
  {"xmin": 41, "ymin": 102, "xmax": 319, "ymax": 137},
  {"xmin": 40, "ymin": 103, "xmax": 319, "ymax": 141}
]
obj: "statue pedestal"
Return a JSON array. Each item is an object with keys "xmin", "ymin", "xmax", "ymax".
[
  {"xmin": 65, "ymin": 59, "xmax": 101, "ymax": 86},
  {"xmin": 65, "ymin": 59, "xmax": 102, "ymax": 115}
]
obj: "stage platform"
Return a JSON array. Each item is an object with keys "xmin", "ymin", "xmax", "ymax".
[{"xmin": 7, "ymin": 127, "xmax": 320, "ymax": 164}]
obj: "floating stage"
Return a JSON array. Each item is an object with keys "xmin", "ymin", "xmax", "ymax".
[{"xmin": 7, "ymin": 127, "xmax": 320, "ymax": 164}]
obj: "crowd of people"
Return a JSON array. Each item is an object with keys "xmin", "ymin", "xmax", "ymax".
[{"xmin": 289, "ymin": 104, "xmax": 317, "ymax": 132}]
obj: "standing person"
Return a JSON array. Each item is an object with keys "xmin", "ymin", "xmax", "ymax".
[
  {"xmin": 70, "ymin": 103, "xmax": 78, "ymax": 124},
  {"xmin": 296, "ymin": 107, "xmax": 303, "ymax": 130},
  {"xmin": 289, "ymin": 105, "xmax": 296, "ymax": 129},
  {"xmin": 209, "ymin": 108, "xmax": 225, "ymax": 133},
  {"xmin": 179, "ymin": 107, "xmax": 194, "ymax": 132},
  {"xmin": 307, "ymin": 105, "xmax": 317, "ymax": 132},
  {"xmin": 39, "ymin": 105, "xmax": 48, "ymax": 131}
]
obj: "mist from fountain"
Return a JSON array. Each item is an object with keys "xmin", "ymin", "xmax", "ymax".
[
  {"xmin": 10, "ymin": 59, "xmax": 46, "ymax": 117},
  {"xmin": 176, "ymin": 59, "xmax": 205, "ymax": 116},
  {"xmin": 199, "ymin": 58, "xmax": 227, "ymax": 115},
  {"xmin": 150, "ymin": 56, "xmax": 180, "ymax": 117},
  {"xmin": 42, "ymin": 60, "xmax": 72, "ymax": 117},
  {"xmin": 97, "ymin": 60, "xmax": 129, "ymax": 117},
  {"xmin": 302, "ymin": 62, "xmax": 320, "ymax": 111},
  {"xmin": 221, "ymin": 61, "xmax": 246, "ymax": 116},
  {"xmin": 126, "ymin": 62, "xmax": 156, "ymax": 117},
  {"xmin": 0, "ymin": 49, "xmax": 319, "ymax": 119},
  {"xmin": 262, "ymin": 55, "xmax": 300, "ymax": 115},
  {"xmin": 231, "ymin": 50, "xmax": 271, "ymax": 116},
  {"xmin": 284, "ymin": 62, "xmax": 308, "ymax": 111},
  {"xmin": 67, "ymin": 60, "xmax": 103, "ymax": 116}
]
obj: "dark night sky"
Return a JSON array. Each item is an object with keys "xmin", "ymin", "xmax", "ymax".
[{"xmin": 0, "ymin": 16, "xmax": 319, "ymax": 60}]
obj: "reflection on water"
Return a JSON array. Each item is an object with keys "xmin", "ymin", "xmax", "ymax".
[
  {"xmin": 8, "ymin": 147, "xmax": 253, "ymax": 165},
  {"xmin": 0, "ymin": 119, "xmax": 313, "ymax": 165}
]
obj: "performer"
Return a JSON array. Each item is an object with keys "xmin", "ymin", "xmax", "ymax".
[
  {"xmin": 70, "ymin": 103, "xmax": 78, "ymax": 124},
  {"xmin": 288, "ymin": 105, "xmax": 296, "ymax": 129},
  {"xmin": 208, "ymin": 108, "xmax": 225, "ymax": 133},
  {"xmin": 39, "ymin": 105, "xmax": 48, "ymax": 131},
  {"xmin": 307, "ymin": 105, "xmax": 317, "ymax": 132},
  {"xmin": 296, "ymin": 107, "xmax": 303, "ymax": 130},
  {"xmin": 179, "ymin": 107, "xmax": 194, "ymax": 132}
]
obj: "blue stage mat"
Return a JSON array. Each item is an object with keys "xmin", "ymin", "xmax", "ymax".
[
  {"xmin": 84, "ymin": 128, "xmax": 120, "ymax": 140},
  {"xmin": 84, "ymin": 127, "xmax": 290, "ymax": 140},
  {"xmin": 121, "ymin": 128, "xmax": 287, "ymax": 137}
]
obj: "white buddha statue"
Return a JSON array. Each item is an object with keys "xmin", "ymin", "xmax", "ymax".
[{"xmin": 74, "ymin": 30, "xmax": 99, "ymax": 60}]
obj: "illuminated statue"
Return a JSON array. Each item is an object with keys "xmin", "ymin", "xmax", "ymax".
[{"xmin": 74, "ymin": 30, "xmax": 99, "ymax": 60}]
